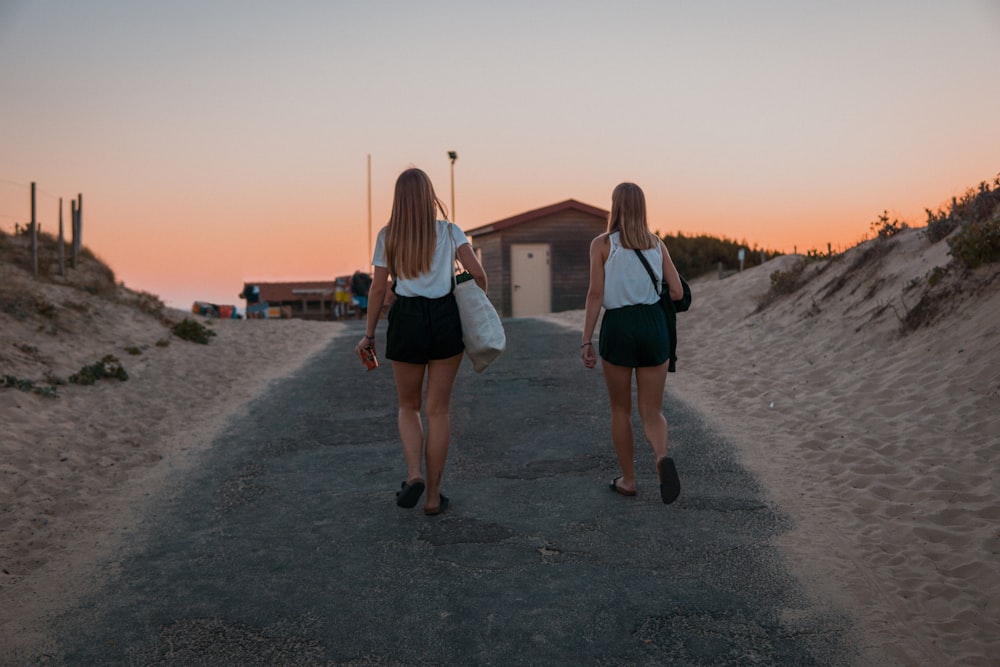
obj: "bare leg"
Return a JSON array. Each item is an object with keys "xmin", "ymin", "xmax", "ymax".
[
  {"xmin": 601, "ymin": 360, "xmax": 636, "ymax": 492},
  {"xmin": 422, "ymin": 353, "xmax": 463, "ymax": 511},
  {"xmin": 392, "ymin": 361, "xmax": 426, "ymax": 484},
  {"xmin": 635, "ymin": 362, "xmax": 670, "ymax": 469}
]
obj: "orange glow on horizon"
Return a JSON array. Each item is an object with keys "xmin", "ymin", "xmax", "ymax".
[{"xmin": 3, "ymin": 165, "xmax": 997, "ymax": 311}]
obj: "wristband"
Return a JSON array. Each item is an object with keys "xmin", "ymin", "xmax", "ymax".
[
  {"xmin": 581, "ymin": 341, "xmax": 593, "ymax": 348},
  {"xmin": 365, "ymin": 335, "xmax": 375, "ymax": 340}
]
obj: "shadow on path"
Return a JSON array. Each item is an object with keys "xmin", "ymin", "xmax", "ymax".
[{"xmin": 43, "ymin": 318, "xmax": 855, "ymax": 665}]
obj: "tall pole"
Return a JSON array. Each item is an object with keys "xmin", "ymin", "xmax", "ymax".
[
  {"xmin": 58, "ymin": 197, "xmax": 65, "ymax": 276},
  {"xmin": 30, "ymin": 181, "xmax": 37, "ymax": 277},
  {"xmin": 77, "ymin": 193, "xmax": 83, "ymax": 258},
  {"xmin": 448, "ymin": 151, "xmax": 457, "ymax": 222},
  {"xmin": 70, "ymin": 199, "xmax": 78, "ymax": 268},
  {"xmin": 367, "ymin": 153, "xmax": 372, "ymax": 268}
]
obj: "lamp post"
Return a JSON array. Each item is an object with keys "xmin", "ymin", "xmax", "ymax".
[
  {"xmin": 447, "ymin": 151, "xmax": 458, "ymax": 221},
  {"xmin": 367, "ymin": 153, "xmax": 372, "ymax": 268}
]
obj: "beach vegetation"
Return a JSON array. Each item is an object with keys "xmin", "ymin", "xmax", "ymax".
[
  {"xmin": 755, "ymin": 259, "xmax": 811, "ymax": 310},
  {"xmin": 658, "ymin": 231, "xmax": 783, "ymax": 278},
  {"xmin": 924, "ymin": 173, "xmax": 1000, "ymax": 245},
  {"xmin": 155, "ymin": 338, "xmax": 171, "ymax": 347},
  {"xmin": 171, "ymin": 318, "xmax": 216, "ymax": 344},
  {"xmin": 69, "ymin": 355, "xmax": 128, "ymax": 385},
  {"xmin": 134, "ymin": 290, "xmax": 166, "ymax": 318},
  {"xmin": 898, "ymin": 286, "xmax": 954, "ymax": 332},
  {"xmin": 43, "ymin": 371, "xmax": 66, "ymax": 386},
  {"xmin": 768, "ymin": 260, "xmax": 808, "ymax": 295},
  {"xmin": 0, "ymin": 227, "xmax": 118, "ymax": 296},
  {"xmin": 948, "ymin": 215, "xmax": 1000, "ymax": 269},
  {"xmin": 0, "ymin": 374, "xmax": 59, "ymax": 398},
  {"xmin": 870, "ymin": 211, "xmax": 908, "ymax": 240},
  {"xmin": 926, "ymin": 266, "xmax": 947, "ymax": 287},
  {"xmin": 124, "ymin": 346, "xmax": 142, "ymax": 356}
]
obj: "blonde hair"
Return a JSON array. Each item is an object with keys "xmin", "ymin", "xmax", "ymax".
[
  {"xmin": 385, "ymin": 168, "xmax": 449, "ymax": 279},
  {"xmin": 607, "ymin": 182, "xmax": 657, "ymax": 250}
]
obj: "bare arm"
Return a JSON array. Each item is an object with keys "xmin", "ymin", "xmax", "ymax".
[
  {"xmin": 457, "ymin": 243, "xmax": 488, "ymax": 292},
  {"xmin": 581, "ymin": 235, "xmax": 608, "ymax": 369},
  {"xmin": 660, "ymin": 239, "xmax": 683, "ymax": 301},
  {"xmin": 354, "ymin": 266, "xmax": 390, "ymax": 360}
]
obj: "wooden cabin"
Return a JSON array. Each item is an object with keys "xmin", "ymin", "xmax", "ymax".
[{"xmin": 464, "ymin": 199, "xmax": 608, "ymax": 317}]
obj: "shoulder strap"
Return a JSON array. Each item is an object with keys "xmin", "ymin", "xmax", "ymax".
[{"xmin": 633, "ymin": 249, "xmax": 660, "ymax": 295}]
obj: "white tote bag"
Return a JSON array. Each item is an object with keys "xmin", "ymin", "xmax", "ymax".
[
  {"xmin": 454, "ymin": 274, "xmax": 506, "ymax": 372},
  {"xmin": 450, "ymin": 229, "xmax": 505, "ymax": 372}
]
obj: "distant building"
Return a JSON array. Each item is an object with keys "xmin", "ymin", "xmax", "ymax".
[
  {"xmin": 240, "ymin": 280, "xmax": 345, "ymax": 320},
  {"xmin": 465, "ymin": 199, "xmax": 608, "ymax": 317}
]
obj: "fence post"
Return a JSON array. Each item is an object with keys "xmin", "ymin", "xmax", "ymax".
[{"xmin": 30, "ymin": 182, "xmax": 38, "ymax": 277}]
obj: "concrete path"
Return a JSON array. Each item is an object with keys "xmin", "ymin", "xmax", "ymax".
[{"xmin": 43, "ymin": 318, "xmax": 855, "ymax": 665}]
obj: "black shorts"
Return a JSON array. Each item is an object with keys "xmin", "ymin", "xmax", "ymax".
[
  {"xmin": 599, "ymin": 303, "xmax": 670, "ymax": 367},
  {"xmin": 386, "ymin": 293, "xmax": 464, "ymax": 364}
]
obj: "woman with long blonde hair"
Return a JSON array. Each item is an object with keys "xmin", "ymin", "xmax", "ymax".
[
  {"xmin": 581, "ymin": 182, "xmax": 684, "ymax": 503},
  {"xmin": 355, "ymin": 167, "xmax": 487, "ymax": 515}
]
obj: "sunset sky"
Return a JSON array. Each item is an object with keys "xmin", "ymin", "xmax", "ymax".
[{"xmin": 2, "ymin": 1, "xmax": 998, "ymax": 310}]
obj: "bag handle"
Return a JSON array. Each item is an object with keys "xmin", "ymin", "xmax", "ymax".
[
  {"xmin": 449, "ymin": 222, "xmax": 474, "ymax": 288},
  {"xmin": 633, "ymin": 248, "xmax": 661, "ymax": 295}
]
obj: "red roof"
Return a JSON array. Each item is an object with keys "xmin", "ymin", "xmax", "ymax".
[{"xmin": 464, "ymin": 199, "xmax": 608, "ymax": 237}]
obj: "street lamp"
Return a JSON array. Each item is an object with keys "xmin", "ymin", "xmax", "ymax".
[{"xmin": 448, "ymin": 151, "xmax": 458, "ymax": 221}]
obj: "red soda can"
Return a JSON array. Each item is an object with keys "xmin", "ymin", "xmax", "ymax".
[{"xmin": 363, "ymin": 347, "xmax": 378, "ymax": 370}]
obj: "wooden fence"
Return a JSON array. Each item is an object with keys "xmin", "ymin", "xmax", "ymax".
[{"xmin": 21, "ymin": 181, "xmax": 83, "ymax": 278}]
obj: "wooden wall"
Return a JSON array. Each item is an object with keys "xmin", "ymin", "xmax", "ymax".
[{"xmin": 470, "ymin": 209, "xmax": 607, "ymax": 317}]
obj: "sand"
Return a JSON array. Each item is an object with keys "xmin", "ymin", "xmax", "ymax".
[
  {"xmin": 539, "ymin": 227, "xmax": 1000, "ymax": 666},
  {"xmin": 0, "ymin": 246, "xmax": 343, "ymax": 655},
  {"xmin": 2, "ymin": 226, "xmax": 999, "ymax": 664}
]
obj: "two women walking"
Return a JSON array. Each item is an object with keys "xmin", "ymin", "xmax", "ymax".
[{"xmin": 357, "ymin": 170, "xmax": 682, "ymax": 514}]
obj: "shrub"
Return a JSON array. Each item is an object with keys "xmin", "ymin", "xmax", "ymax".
[
  {"xmin": 924, "ymin": 208, "xmax": 959, "ymax": 243},
  {"xmin": 69, "ymin": 355, "xmax": 128, "ymax": 385},
  {"xmin": 948, "ymin": 216, "xmax": 1000, "ymax": 269},
  {"xmin": 769, "ymin": 259, "xmax": 808, "ymax": 296},
  {"xmin": 926, "ymin": 266, "xmax": 947, "ymax": 287},
  {"xmin": 1, "ymin": 374, "xmax": 59, "ymax": 398},
  {"xmin": 870, "ymin": 211, "xmax": 908, "ymax": 240},
  {"xmin": 925, "ymin": 174, "xmax": 1000, "ymax": 245},
  {"xmin": 756, "ymin": 259, "xmax": 810, "ymax": 311},
  {"xmin": 134, "ymin": 290, "xmax": 165, "ymax": 317},
  {"xmin": 172, "ymin": 318, "xmax": 216, "ymax": 344}
]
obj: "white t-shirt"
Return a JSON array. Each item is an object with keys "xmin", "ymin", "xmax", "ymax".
[
  {"xmin": 372, "ymin": 220, "xmax": 470, "ymax": 298},
  {"xmin": 602, "ymin": 232, "xmax": 662, "ymax": 310}
]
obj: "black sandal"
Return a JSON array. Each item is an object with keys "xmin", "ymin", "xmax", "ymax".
[
  {"xmin": 609, "ymin": 477, "xmax": 636, "ymax": 496},
  {"xmin": 658, "ymin": 458, "xmax": 681, "ymax": 504},
  {"xmin": 424, "ymin": 494, "xmax": 450, "ymax": 516},
  {"xmin": 396, "ymin": 479, "xmax": 425, "ymax": 508}
]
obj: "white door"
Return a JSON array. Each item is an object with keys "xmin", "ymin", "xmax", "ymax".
[{"xmin": 511, "ymin": 244, "xmax": 551, "ymax": 316}]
